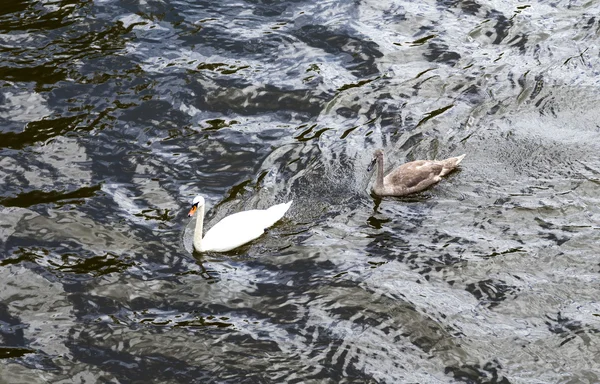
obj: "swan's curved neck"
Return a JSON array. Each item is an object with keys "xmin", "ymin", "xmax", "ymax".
[
  {"xmin": 375, "ymin": 155, "xmax": 384, "ymax": 190},
  {"xmin": 193, "ymin": 204, "xmax": 205, "ymax": 252}
]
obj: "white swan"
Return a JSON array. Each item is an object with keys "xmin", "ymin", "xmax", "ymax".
[
  {"xmin": 367, "ymin": 149, "xmax": 466, "ymax": 197},
  {"xmin": 187, "ymin": 195, "xmax": 292, "ymax": 252}
]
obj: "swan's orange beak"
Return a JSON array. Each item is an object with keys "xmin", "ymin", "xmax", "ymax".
[{"xmin": 188, "ymin": 205, "xmax": 197, "ymax": 217}]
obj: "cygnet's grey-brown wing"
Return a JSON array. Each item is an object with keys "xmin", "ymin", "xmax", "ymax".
[{"xmin": 384, "ymin": 160, "xmax": 444, "ymax": 192}]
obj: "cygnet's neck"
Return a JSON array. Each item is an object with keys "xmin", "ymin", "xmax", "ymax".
[
  {"xmin": 375, "ymin": 155, "xmax": 385, "ymax": 191},
  {"xmin": 193, "ymin": 203, "xmax": 205, "ymax": 252}
]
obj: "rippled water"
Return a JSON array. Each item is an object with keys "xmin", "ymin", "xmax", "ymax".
[{"xmin": 2, "ymin": 0, "xmax": 600, "ymax": 382}]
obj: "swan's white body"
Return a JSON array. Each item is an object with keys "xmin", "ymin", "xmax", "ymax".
[{"xmin": 188, "ymin": 195, "xmax": 292, "ymax": 252}]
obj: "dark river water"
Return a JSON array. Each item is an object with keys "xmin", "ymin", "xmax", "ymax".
[{"xmin": 2, "ymin": 0, "xmax": 600, "ymax": 382}]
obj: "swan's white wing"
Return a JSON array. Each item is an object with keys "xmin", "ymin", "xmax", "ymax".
[{"xmin": 202, "ymin": 201, "xmax": 292, "ymax": 252}]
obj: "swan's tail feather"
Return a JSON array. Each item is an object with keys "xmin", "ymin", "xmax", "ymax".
[
  {"xmin": 453, "ymin": 154, "xmax": 466, "ymax": 165},
  {"xmin": 439, "ymin": 154, "xmax": 466, "ymax": 176},
  {"xmin": 264, "ymin": 200, "xmax": 293, "ymax": 227}
]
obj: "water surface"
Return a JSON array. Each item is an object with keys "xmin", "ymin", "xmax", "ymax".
[{"xmin": 1, "ymin": 0, "xmax": 600, "ymax": 382}]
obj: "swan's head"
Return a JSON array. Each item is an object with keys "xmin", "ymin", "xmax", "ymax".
[
  {"xmin": 188, "ymin": 195, "xmax": 205, "ymax": 217},
  {"xmin": 367, "ymin": 149, "xmax": 384, "ymax": 172}
]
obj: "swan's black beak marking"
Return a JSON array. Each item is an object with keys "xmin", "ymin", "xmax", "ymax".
[
  {"xmin": 367, "ymin": 157, "xmax": 377, "ymax": 172},
  {"xmin": 188, "ymin": 204, "xmax": 198, "ymax": 217}
]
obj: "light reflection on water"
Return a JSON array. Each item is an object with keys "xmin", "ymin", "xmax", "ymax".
[{"xmin": 1, "ymin": 0, "xmax": 600, "ymax": 382}]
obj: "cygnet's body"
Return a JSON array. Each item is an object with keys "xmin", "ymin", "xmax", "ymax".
[
  {"xmin": 368, "ymin": 149, "xmax": 465, "ymax": 197},
  {"xmin": 188, "ymin": 195, "xmax": 292, "ymax": 252}
]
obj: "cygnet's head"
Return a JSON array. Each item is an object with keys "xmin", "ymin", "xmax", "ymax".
[
  {"xmin": 367, "ymin": 149, "xmax": 384, "ymax": 172},
  {"xmin": 188, "ymin": 195, "xmax": 205, "ymax": 217}
]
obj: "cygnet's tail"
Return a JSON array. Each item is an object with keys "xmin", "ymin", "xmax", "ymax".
[
  {"xmin": 439, "ymin": 154, "xmax": 466, "ymax": 176},
  {"xmin": 263, "ymin": 200, "xmax": 293, "ymax": 228}
]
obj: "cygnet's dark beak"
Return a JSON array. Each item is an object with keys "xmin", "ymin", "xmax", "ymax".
[
  {"xmin": 187, "ymin": 204, "xmax": 198, "ymax": 217},
  {"xmin": 367, "ymin": 157, "xmax": 377, "ymax": 172}
]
